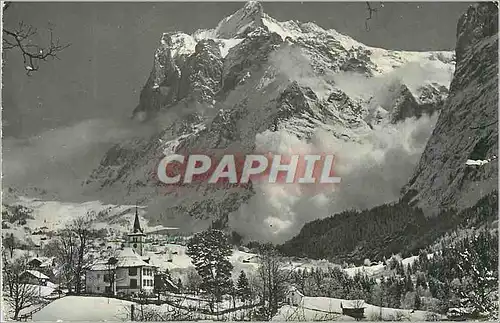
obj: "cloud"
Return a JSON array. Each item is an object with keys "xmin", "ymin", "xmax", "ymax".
[
  {"xmin": 333, "ymin": 60, "xmax": 454, "ymax": 105},
  {"xmin": 229, "ymin": 113, "xmax": 438, "ymax": 243},
  {"xmin": 2, "ymin": 117, "xmax": 154, "ymax": 201},
  {"xmin": 227, "ymin": 43, "xmax": 445, "ymax": 243}
]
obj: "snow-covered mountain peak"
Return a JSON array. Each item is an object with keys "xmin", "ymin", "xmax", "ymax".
[
  {"xmin": 214, "ymin": 0, "xmax": 265, "ymax": 39},
  {"xmin": 160, "ymin": 32, "xmax": 197, "ymax": 59},
  {"xmin": 88, "ymin": 2, "xmax": 458, "ymax": 242}
]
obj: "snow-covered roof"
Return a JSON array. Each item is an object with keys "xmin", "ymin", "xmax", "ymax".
[
  {"xmin": 40, "ymin": 257, "xmax": 55, "ymax": 267},
  {"xmin": 87, "ymin": 261, "xmax": 117, "ymax": 271},
  {"xmin": 86, "ymin": 248, "xmax": 158, "ymax": 271},
  {"xmin": 286, "ymin": 285, "xmax": 304, "ymax": 296},
  {"xmin": 341, "ymin": 300, "xmax": 366, "ymax": 309},
  {"xmin": 115, "ymin": 247, "xmax": 158, "ymax": 268},
  {"xmin": 24, "ymin": 270, "xmax": 50, "ymax": 280},
  {"xmin": 29, "ymin": 256, "xmax": 54, "ymax": 265}
]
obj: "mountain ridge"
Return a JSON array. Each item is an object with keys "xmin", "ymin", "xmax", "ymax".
[{"xmin": 81, "ymin": 1, "xmax": 458, "ymax": 242}]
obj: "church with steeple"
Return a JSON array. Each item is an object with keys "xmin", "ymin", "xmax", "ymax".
[
  {"xmin": 127, "ymin": 206, "xmax": 146, "ymax": 256},
  {"xmin": 85, "ymin": 206, "xmax": 158, "ymax": 296}
]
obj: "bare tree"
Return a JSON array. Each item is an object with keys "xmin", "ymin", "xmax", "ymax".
[
  {"xmin": 53, "ymin": 212, "xmax": 97, "ymax": 294},
  {"xmin": 3, "ymin": 233, "xmax": 16, "ymax": 258},
  {"xmin": 2, "ymin": 1, "xmax": 71, "ymax": 75},
  {"xmin": 186, "ymin": 268, "xmax": 203, "ymax": 295},
  {"xmin": 256, "ymin": 248, "xmax": 295, "ymax": 320},
  {"xmin": 69, "ymin": 211, "xmax": 97, "ymax": 294},
  {"xmin": 55, "ymin": 228, "xmax": 78, "ymax": 293},
  {"xmin": 120, "ymin": 298, "xmax": 196, "ymax": 321},
  {"xmin": 2, "ymin": 253, "xmax": 38, "ymax": 320}
]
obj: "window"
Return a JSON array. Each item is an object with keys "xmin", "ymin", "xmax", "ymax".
[
  {"xmin": 143, "ymin": 279, "xmax": 147, "ymax": 287},
  {"xmin": 97, "ymin": 274, "xmax": 100, "ymax": 279},
  {"xmin": 130, "ymin": 279, "xmax": 137, "ymax": 289},
  {"xmin": 104, "ymin": 274, "xmax": 110, "ymax": 283},
  {"xmin": 97, "ymin": 287, "xmax": 100, "ymax": 291},
  {"xmin": 129, "ymin": 268, "xmax": 137, "ymax": 276}
]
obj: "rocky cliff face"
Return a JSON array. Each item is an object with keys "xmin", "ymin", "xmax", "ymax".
[
  {"xmin": 84, "ymin": 1, "xmax": 456, "ymax": 240},
  {"xmin": 402, "ymin": 3, "xmax": 498, "ymax": 214}
]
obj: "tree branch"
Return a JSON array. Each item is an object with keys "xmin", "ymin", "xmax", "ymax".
[
  {"xmin": 365, "ymin": 2, "xmax": 384, "ymax": 31},
  {"xmin": 2, "ymin": 15, "xmax": 71, "ymax": 75}
]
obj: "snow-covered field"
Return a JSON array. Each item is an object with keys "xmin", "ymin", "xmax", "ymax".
[
  {"xmin": 31, "ymin": 295, "xmax": 253, "ymax": 321},
  {"xmin": 273, "ymin": 296, "xmax": 443, "ymax": 321},
  {"xmin": 32, "ymin": 296, "xmax": 134, "ymax": 321},
  {"xmin": 24, "ymin": 294, "xmax": 442, "ymax": 322},
  {"xmin": 273, "ymin": 305, "xmax": 355, "ymax": 321}
]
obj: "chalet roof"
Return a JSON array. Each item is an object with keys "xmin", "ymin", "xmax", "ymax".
[
  {"xmin": 86, "ymin": 248, "xmax": 158, "ymax": 272},
  {"xmin": 24, "ymin": 270, "xmax": 50, "ymax": 280},
  {"xmin": 286, "ymin": 285, "xmax": 304, "ymax": 296},
  {"xmin": 115, "ymin": 247, "xmax": 157, "ymax": 268},
  {"xmin": 28, "ymin": 256, "xmax": 54, "ymax": 267},
  {"xmin": 340, "ymin": 300, "xmax": 366, "ymax": 309}
]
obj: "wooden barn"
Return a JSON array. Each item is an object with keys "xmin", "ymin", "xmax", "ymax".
[{"xmin": 340, "ymin": 301, "xmax": 366, "ymax": 321}]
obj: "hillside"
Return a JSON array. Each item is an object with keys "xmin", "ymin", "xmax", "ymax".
[
  {"xmin": 280, "ymin": 2, "xmax": 498, "ymax": 261},
  {"xmin": 279, "ymin": 190, "xmax": 497, "ymax": 263}
]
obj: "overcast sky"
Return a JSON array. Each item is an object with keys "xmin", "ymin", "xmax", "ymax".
[{"xmin": 2, "ymin": 1, "xmax": 472, "ymax": 139}]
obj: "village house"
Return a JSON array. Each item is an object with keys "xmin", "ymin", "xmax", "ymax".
[
  {"xmin": 20, "ymin": 270, "xmax": 50, "ymax": 286},
  {"xmin": 285, "ymin": 285, "xmax": 304, "ymax": 306},
  {"xmin": 85, "ymin": 209, "xmax": 158, "ymax": 296},
  {"xmin": 27, "ymin": 256, "xmax": 56, "ymax": 270}
]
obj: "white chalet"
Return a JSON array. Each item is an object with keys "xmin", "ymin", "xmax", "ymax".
[
  {"xmin": 85, "ymin": 208, "xmax": 158, "ymax": 296},
  {"xmin": 20, "ymin": 270, "xmax": 50, "ymax": 286},
  {"xmin": 285, "ymin": 285, "xmax": 304, "ymax": 306}
]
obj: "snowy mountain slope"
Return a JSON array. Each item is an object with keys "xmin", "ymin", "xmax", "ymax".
[
  {"xmin": 1, "ymin": 197, "xmax": 161, "ymax": 246},
  {"xmin": 402, "ymin": 2, "xmax": 498, "ymax": 214},
  {"xmin": 82, "ymin": 1, "xmax": 455, "ymax": 242}
]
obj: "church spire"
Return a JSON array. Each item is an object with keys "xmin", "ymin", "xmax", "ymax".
[{"xmin": 133, "ymin": 205, "xmax": 143, "ymax": 233}]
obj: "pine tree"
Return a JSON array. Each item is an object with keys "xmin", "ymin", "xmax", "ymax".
[
  {"xmin": 186, "ymin": 229, "xmax": 234, "ymax": 304},
  {"xmin": 236, "ymin": 270, "xmax": 251, "ymax": 302},
  {"xmin": 450, "ymin": 230, "xmax": 498, "ymax": 319},
  {"xmin": 416, "ymin": 272, "xmax": 428, "ymax": 289},
  {"xmin": 414, "ymin": 288, "xmax": 422, "ymax": 310},
  {"xmin": 404, "ymin": 273, "xmax": 414, "ymax": 292},
  {"xmin": 177, "ymin": 278, "xmax": 183, "ymax": 292},
  {"xmin": 406, "ymin": 263, "xmax": 413, "ymax": 275}
]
